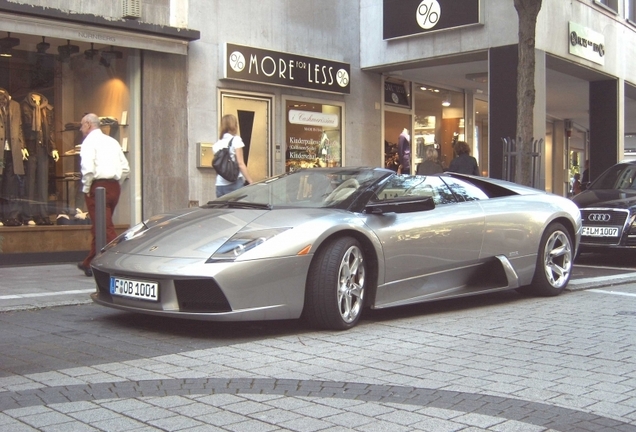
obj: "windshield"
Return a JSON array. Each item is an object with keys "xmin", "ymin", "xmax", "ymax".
[
  {"xmin": 205, "ymin": 168, "xmax": 390, "ymax": 209},
  {"xmin": 589, "ymin": 164, "xmax": 636, "ymax": 190}
]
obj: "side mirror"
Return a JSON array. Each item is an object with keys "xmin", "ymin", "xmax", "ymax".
[{"xmin": 364, "ymin": 196, "xmax": 435, "ymax": 214}]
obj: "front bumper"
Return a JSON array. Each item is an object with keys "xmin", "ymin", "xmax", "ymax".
[{"xmin": 90, "ymin": 253, "xmax": 313, "ymax": 321}]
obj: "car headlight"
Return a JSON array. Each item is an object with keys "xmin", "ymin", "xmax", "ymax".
[
  {"xmin": 102, "ymin": 221, "xmax": 149, "ymax": 251},
  {"xmin": 207, "ymin": 228, "xmax": 290, "ymax": 262}
]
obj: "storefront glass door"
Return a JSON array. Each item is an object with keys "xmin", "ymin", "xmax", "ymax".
[
  {"xmin": 221, "ymin": 92, "xmax": 272, "ymax": 182},
  {"xmin": 412, "ymin": 85, "xmax": 465, "ymax": 172}
]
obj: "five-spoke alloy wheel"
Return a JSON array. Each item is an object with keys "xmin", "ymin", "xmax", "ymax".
[
  {"xmin": 521, "ymin": 222, "xmax": 573, "ymax": 296},
  {"xmin": 304, "ymin": 237, "xmax": 366, "ymax": 330}
]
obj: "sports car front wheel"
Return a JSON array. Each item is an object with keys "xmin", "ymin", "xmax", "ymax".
[
  {"xmin": 520, "ymin": 222, "xmax": 573, "ymax": 296},
  {"xmin": 303, "ymin": 237, "xmax": 366, "ymax": 330}
]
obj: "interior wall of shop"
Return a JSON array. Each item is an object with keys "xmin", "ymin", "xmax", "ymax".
[
  {"xmin": 141, "ymin": 50, "xmax": 189, "ymax": 217},
  {"xmin": 384, "ymin": 110, "xmax": 409, "ymax": 171},
  {"xmin": 385, "ymin": 111, "xmax": 409, "ymax": 148},
  {"xmin": 186, "ymin": 0, "xmax": 381, "ymax": 205}
]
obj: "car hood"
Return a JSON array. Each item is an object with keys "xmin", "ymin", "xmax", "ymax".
[
  {"xmin": 572, "ymin": 189, "xmax": 636, "ymax": 210},
  {"xmin": 105, "ymin": 206, "xmax": 342, "ymax": 259}
]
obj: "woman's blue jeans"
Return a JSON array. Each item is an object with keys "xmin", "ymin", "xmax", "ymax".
[{"xmin": 216, "ymin": 178, "xmax": 244, "ymax": 197}]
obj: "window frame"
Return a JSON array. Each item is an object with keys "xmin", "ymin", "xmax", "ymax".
[
  {"xmin": 593, "ymin": 0, "xmax": 619, "ymax": 14},
  {"xmin": 627, "ymin": 0, "xmax": 636, "ymax": 22}
]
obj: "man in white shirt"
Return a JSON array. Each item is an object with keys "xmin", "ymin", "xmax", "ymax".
[{"xmin": 77, "ymin": 113, "xmax": 129, "ymax": 276}]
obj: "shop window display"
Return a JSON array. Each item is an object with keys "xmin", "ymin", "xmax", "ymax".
[
  {"xmin": 0, "ymin": 33, "xmax": 132, "ymax": 227},
  {"xmin": 412, "ymin": 86, "xmax": 465, "ymax": 172},
  {"xmin": 285, "ymin": 100, "xmax": 342, "ymax": 172}
]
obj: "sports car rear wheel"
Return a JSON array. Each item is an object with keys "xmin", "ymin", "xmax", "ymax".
[
  {"xmin": 304, "ymin": 237, "xmax": 366, "ymax": 330},
  {"xmin": 521, "ymin": 222, "xmax": 573, "ymax": 296}
]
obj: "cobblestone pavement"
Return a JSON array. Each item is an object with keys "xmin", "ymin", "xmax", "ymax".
[{"xmin": 0, "ymin": 265, "xmax": 636, "ymax": 430}]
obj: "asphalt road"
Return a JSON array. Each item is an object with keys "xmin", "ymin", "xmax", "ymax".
[
  {"xmin": 1, "ymin": 280, "xmax": 636, "ymax": 430},
  {"xmin": 576, "ymin": 250, "xmax": 636, "ymax": 268}
]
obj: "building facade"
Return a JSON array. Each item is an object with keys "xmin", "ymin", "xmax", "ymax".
[
  {"xmin": 365, "ymin": 0, "xmax": 636, "ymax": 197},
  {"xmin": 0, "ymin": 0, "xmax": 634, "ymax": 264}
]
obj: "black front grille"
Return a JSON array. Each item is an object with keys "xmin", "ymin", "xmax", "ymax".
[
  {"xmin": 580, "ymin": 208, "xmax": 629, "ymax": 246},
  {"xmin": 580, "ymin": 209, "xmax": 628, "ymax": 226},
  {"xmin": 581, "ymin": 236, "xmax": 620, "ymax": 245},
  {"xmin": 174, "ymin": 279, "xmax": 232, "ymax": 312},
  {"xmin": 93, "ymin": 268, "xmax": 112, "ymax": 297}
]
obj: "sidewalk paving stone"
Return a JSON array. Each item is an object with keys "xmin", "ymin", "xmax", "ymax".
[{"xmin": 2, "ymin": 264, "xmax": 636, "ymax": 430}]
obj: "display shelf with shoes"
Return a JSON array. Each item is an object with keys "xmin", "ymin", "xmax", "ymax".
[
  {"xmin": 34, "ymin": 216, "xmax": 54, "ymax": 226},
  {"xmin": 4, "ymin": 218, "xmax": 22, "ymax": 226},
  {"xmin": 0, "ymin": 224, "xmax": 130, "ymax": 265}
]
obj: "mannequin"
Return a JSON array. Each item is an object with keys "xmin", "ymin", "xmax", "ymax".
[
  {"xmin": 320, "ymin": 131, "xmax": 330, "ymax": 166},
  {"xmin": 0, "ymin": 88, "xmax": 26, "ymax": 226},
  {"xmin": 397, "ymin": 128, "xmax": 411, "ymax": 174},
  {"xmin": 21, "ymin": 92, "xmax": 58, "ymax": 225}
]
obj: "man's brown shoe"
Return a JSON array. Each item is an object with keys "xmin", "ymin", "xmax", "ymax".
[{"xmin": 77, "ymin": 262, "xmax": 93, "ymax": 277}]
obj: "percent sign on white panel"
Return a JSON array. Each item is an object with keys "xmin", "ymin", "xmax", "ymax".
[{"xmin": 417, "ymin": 0, "xmax": 441, "ymax": 30}]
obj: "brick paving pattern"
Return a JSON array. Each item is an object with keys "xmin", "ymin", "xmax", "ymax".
[{"xmin": 0, "ymin": 264, "xmax": 636, "ymax": 430}]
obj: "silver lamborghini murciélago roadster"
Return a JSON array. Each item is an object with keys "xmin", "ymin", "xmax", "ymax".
[{"xmin": 91, "ymin": 168, "xmax": 582, "ymax": 330}]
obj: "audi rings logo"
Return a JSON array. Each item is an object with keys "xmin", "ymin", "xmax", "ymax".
[{"xmin": 588, "ymin": 213, "xmax": 611, "ymax": 222}]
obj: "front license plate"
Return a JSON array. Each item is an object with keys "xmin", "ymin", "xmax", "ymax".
[
  {"xmin": 582, "ymin": 226, "xmax": 620, "ymax": 237},
  {"xmin": 110, "ymin": 277, "xmax": 159, "ymax": 301}
]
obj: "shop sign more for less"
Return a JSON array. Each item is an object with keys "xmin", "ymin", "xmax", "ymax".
[{"xmin": 224, "ymin": 43, "xmax": 350, "ymax": 94}]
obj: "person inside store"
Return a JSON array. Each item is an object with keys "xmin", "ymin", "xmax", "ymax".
[
  {"xmin": 386, "ymin": 152, "xmax": 400, "ymax": 172},
  {"xmin": 213, "ymin": 113, "xmax": 253, "ymax": 197},
  {"xmin": 77, "ymin": 113, "xmax": 130, "ymax": 277},
  {"xmin": 571, "ymin": 172, "xmax": 582, "ymax": 196},
  {"xmin": 416, "ymin": 146, "xmax": 445, "ymax": 175},
  {"xmin": 448, "ymin": 141, "xmax": 480, "ymax": 176},
  {"xmin": 397, "ymin": 128, "xmax": 411, "ymax": 174},
  {"xmin": 0, "ymin": 88, "xmax": 28, "ymax": 227},
  {"xmin": 21, "ymin": 92, "xmax": 58, "ymax": 226},
  {"xmin": 581, "ymin": 159, "xmax": 590, "ymax": 190}
]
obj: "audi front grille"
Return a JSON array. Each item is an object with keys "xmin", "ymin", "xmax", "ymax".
[
  {"xmin": 580, "ymin": 209, "xmax": 628, "ymax": 226},
  {"xmin": 580, "ymin": 208, "xmax": 630, "ymax": 246}
]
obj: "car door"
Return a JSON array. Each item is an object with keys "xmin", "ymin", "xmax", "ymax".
[
  {"xmin": 442, "ymin": 176, "xmax": 543, "ymax": 286},
  {"xmin": 361, "ymin": 175, "xmax": 486, "ymax": 307}
]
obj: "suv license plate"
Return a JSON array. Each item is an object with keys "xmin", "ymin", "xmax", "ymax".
[
  {"xmin": 582, "ymin": 226, "xmax": 620, "ymax": 237},
  {"xmin": 110, "ymin": 277, "xmax": 158, "ymax": 301}
]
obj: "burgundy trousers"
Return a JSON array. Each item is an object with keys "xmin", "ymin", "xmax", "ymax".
[{"xmin": 81, "ymin": 179, "xmax": 121, "ymax": 267}]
